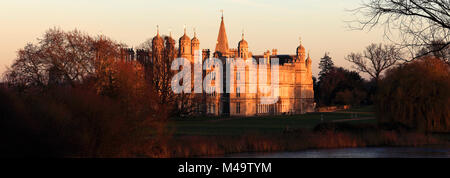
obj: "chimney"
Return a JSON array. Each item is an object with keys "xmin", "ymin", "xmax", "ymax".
[{"xmin": 272, "ymin": 49, "xmax": 278, "ymax": 55}]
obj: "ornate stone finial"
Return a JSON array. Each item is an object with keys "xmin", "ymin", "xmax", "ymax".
[
  {"xmin": 169, "ymin": 28, "xmax": 172, "ymax": 38},
  {"xmin": 307, "ymin": 50, "xmax": 312, "ymax": 64},
  {"xmin": 299, "ymin": 36, "xmax": 302, "ymax": 45},
  {"xmin": 242, "ymin": 29, "xmax": 245, "ymax": 40},
  {"xmin": 157, "ymin": 25, "xmax": 160, "ymax": 36},
  {"xmin": 221, "ymin": 9, "xmax": 224, "ymax": 19},
  {"xmin": 194, "ymin": 27, "xmax": 197, "ymax": 38},
  {"xmin": 183, "ymin": 24, "xmax": 186, "ymax": 35}
]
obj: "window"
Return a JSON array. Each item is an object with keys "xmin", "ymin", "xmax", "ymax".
[
  {"xmin": 236, "ymin": 87, "xmax": 240, "ymax": 98},
  {"xmin": 209, "ymin": 87, "xmax": 216, "ymax": 97},
  {"xmin": 236, "ymin": 102, "xmax": 241, "ymax": 114},
  {"xmin": 236, "ymin": 72, "xmax": 241, "ymax": 81}
]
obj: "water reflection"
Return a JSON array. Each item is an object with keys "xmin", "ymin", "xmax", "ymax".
[{"xmin": 229, "ymin": 147, "xmax": 450, "ymax": 158}]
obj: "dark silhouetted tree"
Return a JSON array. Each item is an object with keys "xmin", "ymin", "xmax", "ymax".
[
  {"xmin": 318, "ymin": 52, "xmax": 334, "ymax": 80},
  {"xmin": 346, "ymin": 43, "xmax": 401, "ymax": 81},
  {"xmin": 418, "ymin": 39, "xmax": 450, "ymax": 65},
  {"xmin": 349, "ymin": 0, "xmax": 450, "ymax": 61},
  {"xmin": 317, "ymin": 67, "xmax": 367, "ymax": 106}
]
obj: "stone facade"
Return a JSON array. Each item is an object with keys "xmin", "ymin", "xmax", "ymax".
[{"xmin": 206, "ymin": 15, "xmax": 315, "ymax": 116}]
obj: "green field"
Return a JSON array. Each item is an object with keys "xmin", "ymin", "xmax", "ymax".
[{"xmin": 168, "ymin": 106, "xmax": 376, "ymax": 136}]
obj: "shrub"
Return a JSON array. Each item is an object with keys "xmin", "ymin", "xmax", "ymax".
[
  {"xmin": 0, "ymin": 84, "xmax": 165, "ymax": 157},
  {"xmin": 317, "ymin": 67, "xmax": 368, "ymax": 106}
]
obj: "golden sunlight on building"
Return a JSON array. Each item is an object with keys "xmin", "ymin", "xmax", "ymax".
[{"xmin": 125, "ymin": 14, "xmax": 315, "ymax": 117}]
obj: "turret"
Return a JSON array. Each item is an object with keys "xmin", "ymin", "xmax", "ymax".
[
  {"xmin": 165, "ymin": 29, "xmax": 176, "ymax": 58},
  {"xmin": 152, "ymin": 25, "xmax": 164, "ymax": 58},
  {"xmin": 238, "ymin": 31, "xmax": 249, "ymax": 59},
  {"xmin": 191, "ymin": 28, "xmax": 200, "ymax": 57},
  {"xmin": 296, "ymin": 37, "xmax": 306, "ymax": 62},
  {"xmin": 306, "ymin": 51, "xmax": 313, "ymax": 84},
  {"xmin": 179, "ymin": 25, "xmax": 192, "ymax": 61},
  {"xmin": 306, "ymin": 51, "xmax": 312, "ymax": 66}
]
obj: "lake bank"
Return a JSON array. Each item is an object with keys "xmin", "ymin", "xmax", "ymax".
[
  {"xmin": 146, "ymin": 128, "xmax": 449, "ymax": 158},
  {"xmin": 226, "ymin": 146, "xmax": 450, "ymax": 158},
  {"xmin": 144, "ymin": 106, "xmax": 449, "ymax": 158}
]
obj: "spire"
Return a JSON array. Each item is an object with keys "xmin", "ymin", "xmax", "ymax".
[
  {"xmin": 194, "ymin": 27, "xmax": 197, "ymax": 38},
  {"xmin": 215, "ymin": 10, "xmax": 229, "ymax": 54},
  {"xmin": 184, "ymin": 24, "xmax": 186, "ymax": 35}
]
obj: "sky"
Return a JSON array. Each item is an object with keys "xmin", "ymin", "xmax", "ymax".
[{"xmin": 0, "ymin": 0, "xmax": 389, "ymax": 79}]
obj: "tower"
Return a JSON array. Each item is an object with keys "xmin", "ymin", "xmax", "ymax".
[{"xmin": 294, "ymin": 37, "xmax": 307, "ymax": 114}]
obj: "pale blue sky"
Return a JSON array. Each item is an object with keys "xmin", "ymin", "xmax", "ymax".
[{"xmin": 0, "ymin": 0, "xmax": 388, "ymax": 78}]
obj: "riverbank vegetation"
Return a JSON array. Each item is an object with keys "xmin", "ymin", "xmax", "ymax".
[
  {"xmin": 145, "ymin": 121, "xmax": 447, "ymax": 158},
  {"xmin": 149, "ymin": 105, "xmax": 446, "ymax": 157}
]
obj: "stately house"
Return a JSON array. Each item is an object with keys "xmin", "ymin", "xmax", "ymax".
[{"xmin": 122, "ymin": 15, "xmax": 315, "ymax": 117}]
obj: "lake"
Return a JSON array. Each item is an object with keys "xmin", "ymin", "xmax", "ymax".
[{"xmin": 228, "ymin": 147, "xmax": 450, "ymax": 158}]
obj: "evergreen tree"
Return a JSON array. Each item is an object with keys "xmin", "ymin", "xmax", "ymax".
[{"xmin": 318, "ymin": 52, "xmax": 334, "ymax": 80}]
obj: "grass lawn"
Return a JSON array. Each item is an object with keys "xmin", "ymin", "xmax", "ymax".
[{"xmin": 168, "ymin": 105, "xmax": 376, "ymax": 136}]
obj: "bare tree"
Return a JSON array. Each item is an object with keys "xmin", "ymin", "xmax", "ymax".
[
  {"xmin": 40, "ymin": 28, "xmax": 97, "ymax": 86},
  {"xmin": 346, "ymin": 43, "xmax": 401, "ymax": 81},
  {"xmin": 138, "ymin": 36, "xmax": 177, "ymax": 105},
  {"xmin": 138, "ymin": 37, "xmax": 200, "ymax": 117},
  {"xmin": 4, "ymin": 44, "xmax": 47, "ymax": 89},
  {"xmin": 417, "ymin": 39, "xmax": 450, "ymax": 64},
  {"xmin": 4, "ymin": 28, "xmax": 124, "ymax": 90},
  {"xmin": 349, "ymin": 0, "xmax": 450, "ymax": 61}
]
